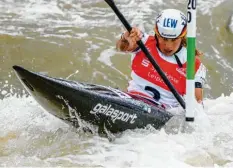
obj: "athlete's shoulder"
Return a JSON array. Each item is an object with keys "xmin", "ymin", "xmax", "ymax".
[{"xmin": 194, "ymin": 63, "xmax": 206, "ymax": 84}]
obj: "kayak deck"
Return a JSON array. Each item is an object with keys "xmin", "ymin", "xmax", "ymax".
[{"xmin": 13, "ymin": 65, "xmax": 174, "ymax": 133}]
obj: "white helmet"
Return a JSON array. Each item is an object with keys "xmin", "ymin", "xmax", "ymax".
[{"xmin": 155, "ymin": 9, "xmax": 187, "ymax": 39}]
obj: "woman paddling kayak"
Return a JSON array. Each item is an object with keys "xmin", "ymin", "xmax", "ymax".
[{"xmin": 116, "ymin": 9, "xmax": 206, "ymax": 109}]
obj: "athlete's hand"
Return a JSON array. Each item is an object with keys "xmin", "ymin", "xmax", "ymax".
[
  {"xmin": 120, "ymin": 27, "xmax": 142, "ymax": 51},
  {"xmin": 123, "ymin": 27, "xmax": 142, "ymax": 41}
]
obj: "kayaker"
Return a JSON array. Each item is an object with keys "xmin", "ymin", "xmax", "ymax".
[{"xmin": 116, "ymin": 9, "xmax": 206, "ymax": 109}]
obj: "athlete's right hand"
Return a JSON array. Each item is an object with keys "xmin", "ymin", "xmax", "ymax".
[{"xmin": 117, "ymin": 27, "xmax": 142, "ymax": 52}]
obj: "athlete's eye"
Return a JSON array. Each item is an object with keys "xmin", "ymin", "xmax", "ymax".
[
  {"xmin": 162, "ymin": 37, "xmax": 169, "ymax": 41},
  {"xmin": 172, "ymin": 38, "xmax": 179, "ymax": 42}
]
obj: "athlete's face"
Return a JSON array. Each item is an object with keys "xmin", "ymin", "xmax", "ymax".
[{"xmin": 157, "ymin": 36, "xmax": 182, "ymax": 56}]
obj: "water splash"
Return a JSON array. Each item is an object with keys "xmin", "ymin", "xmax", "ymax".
[{"xmin": 0, "ymin": 93, "xmax": 233, "ymax": 167}]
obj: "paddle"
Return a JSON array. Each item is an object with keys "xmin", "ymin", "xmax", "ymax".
[{"xmin": 104, "ymin": 0, "xmax": 186, "ymax": 109}]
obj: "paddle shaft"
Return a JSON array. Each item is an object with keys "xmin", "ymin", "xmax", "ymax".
[{"xmin": 105, "ymin": 0, "xmax": 185, "ymax": 109}]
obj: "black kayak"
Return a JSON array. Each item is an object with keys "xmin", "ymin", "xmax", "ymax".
[{"xmin": 13, "ymin": 65, "xmax": 174, "ymax": 133}]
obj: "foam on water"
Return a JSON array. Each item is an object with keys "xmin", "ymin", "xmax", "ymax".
[
  {"xmin": 0, "ymin": 0, "xmax": 228, "ymax": 37},
  {"xmin": 229, "ymin": 14, "xmax": 233, "ymax": 33},
  {"xmin": 210, "ymin": 45, "xmax": 233, "ymax": 72},
  {"xmin": 0, "ymin": 95, "xmax": 67, "ymax": 134},
  {"xmin": 98, "ymin": 47, "xmax": 129, "ymax": 79},
  {"xmin": 1, "ymin": 94, "xmax": 233, "ymax": 167},
  {"xmin": 198, "ymin": 0, "xmax": 226, "ymax": 15}
]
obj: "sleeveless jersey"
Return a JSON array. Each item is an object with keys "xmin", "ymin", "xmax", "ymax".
[{"xmin": 127, "ymin": 34, "xmax": 206, "ymax": 108}]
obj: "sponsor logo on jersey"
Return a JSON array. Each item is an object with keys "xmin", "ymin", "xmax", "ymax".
[
  {"xmin": 90, "ymin": 103, "xmax": 137, "ymax": 124},
  {"xmin": 176, "ymin": 67, "xmax": 186, "ymax": 77},
  {"xmin": 142, "ymin": 59, "xmax": 150, "ymax": 67}
]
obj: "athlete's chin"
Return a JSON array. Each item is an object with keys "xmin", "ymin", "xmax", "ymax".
[{"xmin": 163, "ymin": 51, "xmax": 175, "ymax": 56}]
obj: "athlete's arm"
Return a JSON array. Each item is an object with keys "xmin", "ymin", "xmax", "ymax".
[
  {"xmin": 116, "ymin": 27, "xmax": 142, "ymax": 52},
  {"xmin": 194, "ymin": 63, "xmax": 206, "ymax": 103},
  {"xmin": 195, "ymin": 87, "xmax": 203, "ymax": 103}
]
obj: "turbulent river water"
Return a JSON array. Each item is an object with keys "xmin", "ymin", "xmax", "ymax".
[{"xmin": 1, "ymin": 0, "xmax": 233, "ymax": 167}]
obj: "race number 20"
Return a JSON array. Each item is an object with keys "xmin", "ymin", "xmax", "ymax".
[{"xmin": 187, "ymin": 0, "xmax": 196, "ymax": 23}]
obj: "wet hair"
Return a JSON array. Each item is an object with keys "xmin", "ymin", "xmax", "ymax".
[{"xmin": 181, "ymin": 37, "xmax": 203, "ymax": 57}]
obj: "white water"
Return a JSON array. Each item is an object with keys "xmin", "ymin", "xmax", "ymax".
[
  {"xmin": 229, "ymin": 14, "xmax": 233, "ymax": 33},
  {"xmin": 1, "ymin": 94, "xmax": 233, "ymax": 167},
  {"xmin": 0, "ymin": 0, "xmax": 229, "ymax": 37}
]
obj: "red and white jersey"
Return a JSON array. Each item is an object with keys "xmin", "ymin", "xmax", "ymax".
[{"xmin": 127, "ymin": 34, "xmax": 206, "ymax": 108}]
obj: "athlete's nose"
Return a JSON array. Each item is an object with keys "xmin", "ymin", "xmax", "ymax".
[{"xmin": 164, "ymin": 41, "xmax": 173, "ymax": 50}]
